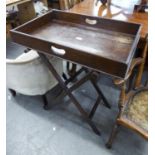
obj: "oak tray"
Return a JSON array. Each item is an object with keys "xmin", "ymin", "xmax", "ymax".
[{"xmin": 10, "ymin": 10, "xmax": 141, "ymax": 78}]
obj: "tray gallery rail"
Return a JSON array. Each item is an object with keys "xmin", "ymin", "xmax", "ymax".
[{"xmin": 10, "ymin": 10, "xmax": 141, "ymax": 78}]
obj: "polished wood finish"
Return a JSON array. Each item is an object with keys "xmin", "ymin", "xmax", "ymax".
[
  {"xmin": 69, "ymin": 0, "xmax": 147, "ymax": 39},
  {"xmin": 106, "ymin": 59, "xmax": 148, "ymax": 148},
  {"xmin": 69, "ymin": 0, "xmax": 148, "ymax": 87},
  {"xmin": 10, "ymin": 10, "xmax": 141, "ymax": 78}
]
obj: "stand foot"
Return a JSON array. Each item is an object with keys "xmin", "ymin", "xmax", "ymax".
[
  {"xmin": 105, "ymin": 143, "xmax": 112, "ymax": 149},
  {"xmin": 43, "ymin": 104, "xmax": 49, "ymax": 110},
  {"xmin": 106, "ymin": 124, "xmax": 119, "ymax": 149}
]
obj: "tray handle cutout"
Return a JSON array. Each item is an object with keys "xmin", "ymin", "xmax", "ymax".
[
  {"xmin": 51, "ymin": 46, "xmax": 66, "ymax": 55},
  {"xmin": 85, "ymin": 18, "xmax": 97, "ymax": 25}
]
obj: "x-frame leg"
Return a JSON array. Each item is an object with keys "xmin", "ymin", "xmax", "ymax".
[
  {"xmin": 65, "ymin": 67, "xmax": 111, "ymax": 109},
  {"xmin": 64, "ymin": 68, "xmax": 111, "ymax": 120},
  {"xmin": 38, "ymin": 53, "xmax": 101, "ymax": 135}
]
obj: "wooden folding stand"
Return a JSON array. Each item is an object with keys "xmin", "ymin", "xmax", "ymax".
[
  {"xmin": 10, "ymin": 10, "xmax": 141, "ymax": 136},
  {"xmin": 38, "ymin": 52, "xmax": 111, "ymax": 135}
]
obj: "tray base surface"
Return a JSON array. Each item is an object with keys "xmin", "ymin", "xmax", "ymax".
[{"xmin": 30, "ymin": 20, "xmax": 135, "ymax": 62}]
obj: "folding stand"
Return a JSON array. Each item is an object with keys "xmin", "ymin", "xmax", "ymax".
[{"xmin": 38, "ymin": 52, "xmax": 111, "ymax": 135}]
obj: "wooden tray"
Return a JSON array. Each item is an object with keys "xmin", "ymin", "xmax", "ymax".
[{"xmin": 10, "ymin": 10, "xmax": 141, "ymax": 78}]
